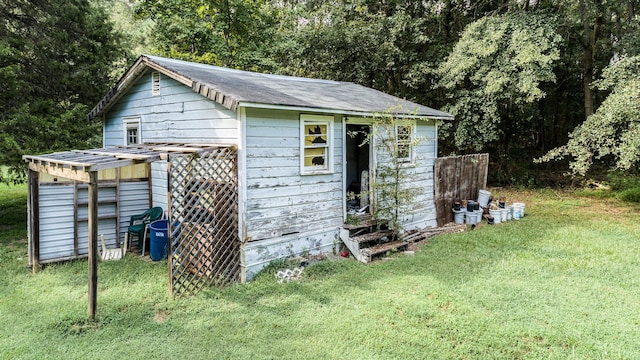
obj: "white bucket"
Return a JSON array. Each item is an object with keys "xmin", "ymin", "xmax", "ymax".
[
  {"xmin": 465, "ymin": 211, "xmax": 477, "ymax": 225},
  {"xmin": 513, "ymin": 206, "xmax": 522, "ymax": 220},
  {"xmin": 513, "ymin": 202, "xmax": 525, "ymax": 217},
  {"xmin": 478, "ymin": 189, "xmax": 491, "ymax": 207},
  {"xmin": 453, "ymin": 209, "xmax": 465, "ymax": 224},
  {"xmin": 507, "ymin": 206, "xmax": 513, "ymax": 221},
  {"xmin": 489, "ymin": 209, "xmax": 502, "ymax": 224},
  {"xmin": 501, "ymin": 208, "xmax": 508, "ymax": 222}
]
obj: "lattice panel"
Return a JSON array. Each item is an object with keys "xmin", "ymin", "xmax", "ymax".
[{"xmin": 168, "ymin": 148, "xmax": 239, "ymax": 296}]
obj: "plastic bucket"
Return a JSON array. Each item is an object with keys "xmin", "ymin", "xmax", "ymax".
[
  {"xmin": 513, "ymin": 206, "xmax": 522, "ymax": 220},
  {"xmin": 489, "ymin": 209, "xmax": 502, "ymax": 224},
  {"xmin": 513, "ymin": 202, "xmax": 525, "ymax": 217},
  {"xmin": 501, "ymin": 208, "xmax": 508, "ymax": 222},
  {"xmin": 507, "ymin": 206, "xmax": 513, "ymax": 221},
  {"xmin": 465, "ymin": 211, "xmax": 477, "ymax": 225},
  {"xmin": 478, "ymin": 190, "xmax": 491, "ymax": 207},
  {"xmin": 453, "ymin": 209, "xmax": 465, "ymax": 224},
  {"xmin": 149, "ymin": 220, "xmax": 169, "ymax": 261}
]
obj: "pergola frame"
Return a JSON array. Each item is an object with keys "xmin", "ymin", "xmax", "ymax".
[{"xmin": 23, "ymin": 143, "xmax": 227, "ymax": 320}]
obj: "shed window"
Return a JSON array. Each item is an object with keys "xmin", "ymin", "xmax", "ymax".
[
  {"xmin": 123, "ymin": 118, "xmax": 141, "ymax": 145},
  {"xmin": 396, "ymin": 123, "xmax": 414, "ymax": 163},
  {"xmin": 300, "ymin": 115, "xmax": 333, "ymax": 174},
  {"xmin": 152, "ymin": 72, "xmax": 161, "ymax": 96}
]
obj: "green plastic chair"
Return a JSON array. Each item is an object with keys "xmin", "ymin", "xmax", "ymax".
[{"xmin": 125, "ymin": 207, "xmax": 163, "ymax": 255}]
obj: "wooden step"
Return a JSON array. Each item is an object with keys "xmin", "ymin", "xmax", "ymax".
[
  {"xmin": 361, "ymin": 240, "xmax": 408, "ymax": 261},
  {"xmin": 351, "ymin": 230, "xmax": 393, "ymax": 244},
  {"xmin": 342, "ymin": 218, "xmax": 379, "ymax": 231}
]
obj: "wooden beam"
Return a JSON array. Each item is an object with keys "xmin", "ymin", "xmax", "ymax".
[
  {"xmin": 87, "ymin": 171, "xmax": 98, "ymax": 321},
  {"xmin": 72, "ymin": 149, "xmax": 159, "ymax": 161},
  {"xmin": 28, "ymin": 162, "xmax": 90, "ymax": 182},
  {"xmin": 24, "ymin": 155, "xmax": 92, "ymax": 168},
  {"xmin": 28, "ymin": 169, "xmax": 40, "ymax": 273}
]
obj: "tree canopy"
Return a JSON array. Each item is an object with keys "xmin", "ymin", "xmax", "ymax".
[
  {"xmin": 437, "ymin": 12, "xmax": 561, "ymax": 152},
  {"xmin": 0, "ymin": 0, "xmax": 126, "ymax": 183},
  {"xmin": 3, "ymin": 0, "xmax": 640, "ymax": 184},
  {"xmin": 538, "ymin": 56, "xmax": 640, "ymax": 175}
]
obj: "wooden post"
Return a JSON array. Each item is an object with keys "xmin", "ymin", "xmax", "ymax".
[
  {"xmin": 87, "ymin": 171, "xmax": 98, "ymax": 321},
  {"xmin": 166, "ymin": 158, "xmax": 174, "ymax": 296},
  {"xmin": 28, "ymin": 169, "xmax": 40, "ymax": 273},
  {"xmin": 115, "ymin": 168, "xmax": 120, "ymax": 247}
]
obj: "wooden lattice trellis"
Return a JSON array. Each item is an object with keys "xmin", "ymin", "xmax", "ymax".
[{"xmin": 168, "ymin": 147, "xmax": 239, "ymax": 296}]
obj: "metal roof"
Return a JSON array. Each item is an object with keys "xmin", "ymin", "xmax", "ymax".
[{"xmin": 89, "ymin": 55, "xmax": 454, "ymax": 120}]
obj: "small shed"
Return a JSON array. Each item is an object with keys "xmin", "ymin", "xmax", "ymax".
[{"xmin": 26, "ymin": 55, "xmax": 453, "ymax": 295}]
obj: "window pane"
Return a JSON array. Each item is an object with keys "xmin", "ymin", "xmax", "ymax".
[
  {"xmin": 304, "ymin": 147, "xmax": 326, "ymax": 167},
  {"xmin": 397, "ymin": 125, "xmax": 411, "ymax": 161},
  {"xmin": 305, "ymin": 124, "xmax": 327, "ymax": 146},
  {"xmin": 127, "ymin": 128, "xmax": 138, "ymax": 145}
]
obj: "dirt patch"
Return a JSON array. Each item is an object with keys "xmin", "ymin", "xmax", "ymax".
[{"xmin": 153, "ymin": 309, "xmax": 169, "ymax": 323}]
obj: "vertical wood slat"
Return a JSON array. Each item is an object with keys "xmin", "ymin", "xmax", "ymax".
[
  {"xmin": 434, "ymin": 154, "xmax": 489, "ymax": 226},
  {"xmin": 87, "ymin": 171, "xmax": 98, "ymax": 321},
  {"xmin": 28, "ymin": 169, "xmax": 40, "ymax": 273}
]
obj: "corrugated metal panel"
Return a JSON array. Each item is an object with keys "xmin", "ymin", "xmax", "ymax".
[
  {"xmin": 151, "ymin": 161, "xmax": 168, "ymax": 211},
  {"xmin": 39, "ymin": 184, "xmax": 119, "ymax": 262},
  {"xmin": 38, "ymin": 185, "xmax": 75, "ymax": 261},
  {"xmin": 38, "ymin": 181, "xmax": 151, "ymax": 263},
  {"xmin": 118, "ymin": 181, "xmax": 152, "ymax": 244}
]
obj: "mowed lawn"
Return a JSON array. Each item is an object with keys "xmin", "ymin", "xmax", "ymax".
[{"xmin": 1, "ymin": 183, "xmax": 640, "ymax": 359}]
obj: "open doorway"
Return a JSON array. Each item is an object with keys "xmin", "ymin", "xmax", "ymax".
[{"xmin": 345, "ymin": 124, "xmax": 371, "ymax": 215}]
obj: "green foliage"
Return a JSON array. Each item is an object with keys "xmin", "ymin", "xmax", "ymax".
[
  {"xmin": 0, "ymin": 0, "xmax": 126, "ymax": 183},
  {"xmin": 537, "ymin": 56, "xmax": 640, "ymax": 175},
  {"xmin": 134, "ymin": 0, "xmax": 278, "ymax": 70},
  {"xmin": 361, "ymin": 111, "xmax": 424, "ymax": 235},
  {"xmin": 438, "ymin": 12, "xmax": 561, "ymax": 151},
  {"xmin": 5, "ymin": 187, "xmax": 640, "ymax": 357}
]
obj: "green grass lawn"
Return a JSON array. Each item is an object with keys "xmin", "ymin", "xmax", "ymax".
[{"xmin": 1, "ymin": 184, "xmax": 640, "ymax": 359}]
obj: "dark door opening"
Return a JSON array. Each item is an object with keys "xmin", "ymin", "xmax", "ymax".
[{"xmin": 346, "ymin": 124, "xmax": 370, "ymax": 215}]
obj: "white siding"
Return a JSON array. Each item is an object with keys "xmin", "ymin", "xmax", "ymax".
[
  {"xmin": 377, "ymin": 120, "xmax": 438, "ymax": 230},
  {"xmin": 151, "ymin": 161, "xmax": 168, "ymax": 212},
  {"xmin": 244, "ymin": 109, "xmax": 344, "ymax": 241},
  {"xmin": 103, "ymin": 70, "xmax": 239, "ymax": 147},
  {"xmin": 242, "ymin": 108, "xmax": 344, "ymax": 279}
]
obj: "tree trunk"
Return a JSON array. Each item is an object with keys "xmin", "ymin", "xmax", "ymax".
[{"xmin": 579, "ymin": 0, "xmax": 600, "ymax": 119}]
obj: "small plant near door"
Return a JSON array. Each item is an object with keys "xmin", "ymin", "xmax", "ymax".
[{"xmin": 359, "ymin": 110, "xmax": 425, "ymax": 239}]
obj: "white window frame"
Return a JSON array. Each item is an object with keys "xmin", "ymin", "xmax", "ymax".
[
  {"xmin": 151, "ymin": 71, "xmax": 161, "ymax": 96},
  {"xmin": 300, "ymin": 114, "xmax": 334, "ymax": 175},
  {"xmin": 123, "ymin": 117, "xmax": 141, "ymax": 145},
  {"xmin": 395, "ymin": 121, "xmax": 415, "ymax": 164}
]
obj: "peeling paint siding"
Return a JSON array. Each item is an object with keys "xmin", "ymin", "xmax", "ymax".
[
  {"xmin": 401, "ymin": 122, "xmax": 438, "ymax": 229},
  {"xmin": 242, "ymin": 229, "xmax": 338, "ymax": 280},
  {"xmin": 103, "ymin": 69, "xmax": 239, "ymax": 147},
  {"xmin": 240, "ymin": 108, "xmax": 343, "ymax": 278},
  {"xmin": 244, "ymin": 108, "xmax": 344, "ymax": 242}
]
